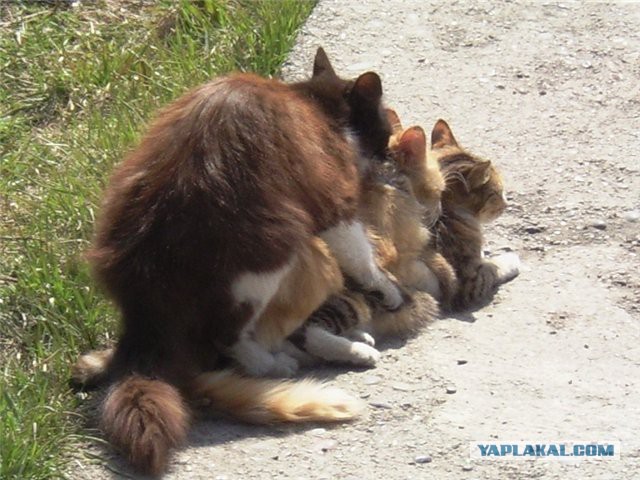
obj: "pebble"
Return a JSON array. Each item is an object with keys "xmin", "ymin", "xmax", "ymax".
[
  {"xmin": 414, "ymin": 455, "xmax": 432, "ymax": 464},
  {"xmin": 524, "ymin": 225, "xmax": 545, "ymax": 234},
  {"xmin": 457, "ymin": 359, "xmax": 468, "ymax": 365},
  {"xmin": 369, "ymin": 401, "xmax": 392, "ymax": 409},
  {"xmin": 363, "ymin": 375, "xmax": 381, "ymax": 385},
  {"xmin": 392, "ymin": 382, "xmax": 414, "ymax": 392},
  {"xmin": 316, "ymin": 440, "xmax": 338, "ymax": 452},
  {"xmin": 309, "ymin": 428, "xmax": 327, "ymax": 436},
  {"xmin": 446, "ymin": 385, "xmax": 457, "ymax": 394},
  {"xmin": 462, "ymin": 464, "xmax": 474, "ymax": 472},
  {"xmin": 623, "ymin": 210, "xmax": 640, "ymax": 223},
  {"xmin": 591, "ymin": 219, "xmax": 607, "ymax": 230}
]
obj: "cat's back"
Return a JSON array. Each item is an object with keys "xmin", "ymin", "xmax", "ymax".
[{"xmin": 92, "ymin": 72, "xmax": 359, "ymax": 275}]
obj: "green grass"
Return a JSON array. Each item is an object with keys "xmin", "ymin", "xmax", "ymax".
[{"xmin": 0, "ymin": 1, "xmax": 315, "ymax": 477}]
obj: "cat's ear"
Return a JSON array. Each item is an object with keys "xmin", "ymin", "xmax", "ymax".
[
  {"xmin": 468, "ymin": 161, "xmax": 492, "ymax": 188},
  {"xmin": 313, "ymin": 47, "xmax": 336, "ymax": 77},
  {"xmin": 431, "ymin": 119, "xmax": 458, "ymax": 149},
  {"xmin": 385, "ymin": 108, "xmax": 403, "ymax": 134},
  {"xmin": 352, "ymin": 72, "xmax": 383, "ymax": 102},
  {"xmin": 396, "ymin": 126, "xmax": 427, "ymax": 162}
]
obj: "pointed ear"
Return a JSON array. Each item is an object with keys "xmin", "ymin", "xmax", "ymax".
[
  {"xmin": 468, "ymin": 161, "xmax": 492, "ymax": 188},
  {"xmin": 395, "ymin": 126, "xmax": 427, "ymax": 167},
  {"xmin": 352, "ymin": 72, "xmax": 383, "ymax": 102},
  {"xmin": 385, "ymin": 108, "xmax": 403, "ymax": 134},
  {"xmin": 431, "ymin": 119, "xmax": 458, "ymax": 149},
  {"xmin": 313, "ymin": 47, "xmax": 336, "ymax": 77}
]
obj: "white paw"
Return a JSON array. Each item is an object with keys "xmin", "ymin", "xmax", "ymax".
[
  {"xmin": 408, "ymin": 260, "xmax": 441, "ymax": 298},
  {"xmin": 349, "ymin": 329, "xmax": 376, "ymax": 347},
  {"xmin": 349, "ymin": 342, "xmax": 381, "ymax": 367},
  {"xmin": 269, "ymin": 352, "xmax": 299, "ymax": 377},
  {"xmin": 492, "ymin": 252, "xmax": 520, "ymax": 283},
  {"xmin": 371, "ymin": 271, "xmax": 406, "ymax": 311}
]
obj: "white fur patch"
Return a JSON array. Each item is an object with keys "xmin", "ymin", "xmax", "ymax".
[
  {"xmin": 491, "ymin": 252, "xmax": 521, "ymax": 284},
  {"xmin": 407, "ymin": 260, "xmax": 441, "ymax": 299},
  {"xmin": 231, "ymin": 260, "xmax": 294, "ymax": 311},
  {"xmin": 230, "ymin": 259, "xmax": 296, "ymax": 376},
  {"xmin": 305, "ymin": 326, "xmax": 380, "ymax": 367},
  {"xmin": 320, "ymin": 221, "xmax": 403, "ymax": 310}
]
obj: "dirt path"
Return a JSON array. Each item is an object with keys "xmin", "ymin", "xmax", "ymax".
[{"xmin": 80, "ymin": 1, "xmax": 640, "ymax": 478}]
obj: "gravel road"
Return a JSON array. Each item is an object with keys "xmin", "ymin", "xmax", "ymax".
[{"xmin": 78, "ymin": 1, "xmax": 640, "ymax": 478}]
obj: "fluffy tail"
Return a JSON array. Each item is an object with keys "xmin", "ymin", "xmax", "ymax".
[
  {"xmin": 370, "ymin": 291, "xmax": 439, "ymax": 337},
  {"xmin": 191, "ymin": 369, "xmax": 364, "ymax": 423},
  {"xmin": 99, "ymin": 370, "xmax": 361, "ymax": 476},
  {"xmin": 101, "ymin": 375, "xmax": 190, "ymax": 477}
]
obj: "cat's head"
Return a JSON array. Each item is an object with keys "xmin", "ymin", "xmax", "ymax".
[
  {"xmin": 297, "ymin": 47, "xmax": 391, "ymax": 162},
  {"xmin": 387, "ymin": 109, "xmax": 445, "ymax": 223},
  {"xmin": 430, "ymin": 119, "xmax": 507, "ymax": 223}
]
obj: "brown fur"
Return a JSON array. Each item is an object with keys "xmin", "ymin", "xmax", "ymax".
[
  {"xmin": 82, "ymin": 47, "xmax": 395, "ymax": 476},
  {"xmin": 101, "ymin": 376, "xmax": 189, "ymax": 476}
]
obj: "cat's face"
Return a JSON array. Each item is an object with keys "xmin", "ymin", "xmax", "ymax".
[
  {"xmin": 302, "ymin": 48, "xmax": 391, "ymax": 161},
  {"xmin": 429, "ymin": 120, "xmax": 507, "ymax": 223},
  {"xmin": 387, "ymin": 109, "xmax": 445, "ymax": 224}
]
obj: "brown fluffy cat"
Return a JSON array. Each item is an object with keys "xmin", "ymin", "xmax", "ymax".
[
  {"xmin": 428, "ymin": 119, "xmax": 520, "ymax": 310},
  {"xmin": 81, "ymin": 48, "xmax": 410, "ymax": 476}
]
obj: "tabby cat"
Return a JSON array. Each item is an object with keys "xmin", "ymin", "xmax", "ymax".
[
  {"xmin": 427, "ymin": 119, "xmax": 520, "ymax": 310},
  {"xmin": 78, "ymin": 47, "xmax": 409, "ymax": 476}
]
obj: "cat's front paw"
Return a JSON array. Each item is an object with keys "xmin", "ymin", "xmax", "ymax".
[
  {"xmin": 492, "ymin": 252, "xmax": 520, "ymax": 284},
  {"xmin": 349, "ymin": 329, "xmax": 376, "ymax": 347},
  {"xmin": 348, "ymin": 342, "xmax": 381, "ymax": 367},
  {"xmin": 367, "ymin": 279, "xmax": 414, "ymax": 312}
]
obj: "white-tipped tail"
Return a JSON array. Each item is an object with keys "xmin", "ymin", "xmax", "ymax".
[{"xmin": 192, "ymin": 369, "xmax": 364, "ymax": 423}]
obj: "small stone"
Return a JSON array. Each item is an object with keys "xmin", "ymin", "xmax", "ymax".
[
  {"xmin": 369, "ymin": 401, "xmax": 392, "ymax": 409},
  {"xmin": 591, "ymin": 219, "xmax": 607, "ymax": 230},
  {"xmin": 462, "ymin": 464, "xmax": 474, "ymax": 472},
  {"xmin": 457, "ymin": 359, "xmax": 468, "ymax": 365},
  {"xmin": 446, "ymin": 385, "xmax": 457, "ymax": 394},
  {"xmin": 496, "ymin": 84, "xmax": 506, "ymax": 89},
  {"xmin": 584, "ymin": 344, "xmax": 589, "ymax": 349},
  {"xmin": 363, "ymin": 375, "xmax": 381, "ymax": 385},
  {"xmin": 539, "ymin": 90, "xmax": 547, "ymax": 95},
  {"xmin": 417, "ymin": 58, "xmax": 426, "ymax": 63},
  {"xmin": 623, "ymin": 210, "xmax": 640, "ymax": 223},
  {"xmin": 316, "ymin": 440, "xmax": 338, "ymax": 452},
  {"xmin": 309, "ymin": 428, "xmax": 326, "ymax": 436},
  {"xmin": 524, "ymin": 225, "xmax": 545, "ymax": 234},
  {"xmin": 414, "ymin": 455, "xmax": 432, "ymax": 464},
  {"xmin": 392, "ymin": 382, "xmax": 414, "ymax": 392}
]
